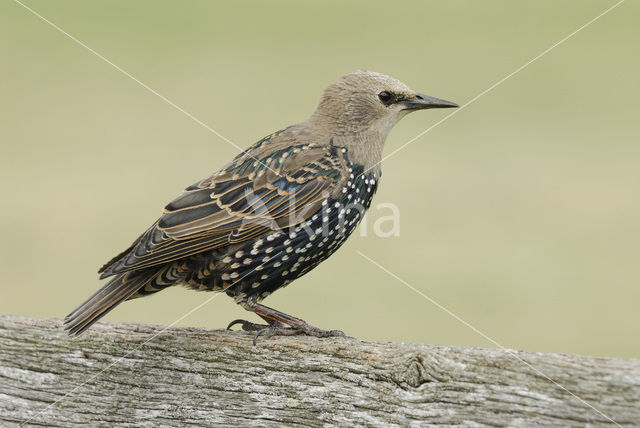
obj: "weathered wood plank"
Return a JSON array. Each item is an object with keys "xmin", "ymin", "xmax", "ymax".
[{"xmin": 0, "ymin": 314, "xmax": 638, "ymax": 427}]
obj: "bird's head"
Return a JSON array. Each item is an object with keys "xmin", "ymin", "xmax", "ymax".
[{"xmin": 310, "ymin": 70, "xmax": 458, "ymax": 138}]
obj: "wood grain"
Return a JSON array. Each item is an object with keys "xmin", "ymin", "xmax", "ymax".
[{"xmin": 0, "ymin": 315, "xmax": 638, "ymax": 427}]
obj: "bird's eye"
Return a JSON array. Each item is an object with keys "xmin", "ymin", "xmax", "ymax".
[{"xmin": 378, "ymin": 91, "xmax": 393, "ymax": 105}]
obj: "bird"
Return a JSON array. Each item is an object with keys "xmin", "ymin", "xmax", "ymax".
[{"xmin": 64, "ymin": 70, "xmax": 457, "ymax": 343}]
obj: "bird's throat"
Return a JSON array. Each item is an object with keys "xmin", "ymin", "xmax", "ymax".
[{"xmin": 333, "ymin": 131, "xmax": 386, "ymax": 176}]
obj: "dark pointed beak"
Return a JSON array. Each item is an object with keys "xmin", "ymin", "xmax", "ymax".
[{"xmin": 400, "ymin": 93, "xmax": 459, "ymax": 110}]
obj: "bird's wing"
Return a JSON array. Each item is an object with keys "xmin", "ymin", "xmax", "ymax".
[{"xmin": 98, "ymin": 139, "xmax": 347, "ymax": 278}]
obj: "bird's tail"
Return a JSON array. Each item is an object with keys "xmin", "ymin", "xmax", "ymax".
[{"xmin": 64, "ymin": 269, "xmax": 158, "ymax": 336}]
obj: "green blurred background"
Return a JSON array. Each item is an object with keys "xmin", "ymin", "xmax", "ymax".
[{"xmin": 1, "ymin": 0, "xmax": 638, "ymax": 358}]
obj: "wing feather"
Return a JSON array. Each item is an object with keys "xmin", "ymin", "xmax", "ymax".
[{"xmin": 99, "ymin": 139, "xmax": 346, "ymax": 278}]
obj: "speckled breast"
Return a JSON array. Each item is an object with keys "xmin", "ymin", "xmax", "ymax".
[{"xmin": 186, "ymin": 160, "xmax": 380, "ymax": 302}]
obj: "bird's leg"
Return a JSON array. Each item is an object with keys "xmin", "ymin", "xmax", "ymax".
[
  {"xmin": 226, "ymin": 291, "xmax": 285, "ymax": 332},
  {"xmin": 228, "ymin": 300, "xmax": 346, "ymax": 345}
]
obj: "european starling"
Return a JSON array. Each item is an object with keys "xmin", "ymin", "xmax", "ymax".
[{"xmin": 64, "ymin": 70, "xmax": 457, "ymax": 342}]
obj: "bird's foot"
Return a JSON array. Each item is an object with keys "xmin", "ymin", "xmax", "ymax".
[
  {"xmin": 227, "ymin": 318, "xmax": 345, "ymax": 345},
  {"xmin": 253, "ymin": 322, "xmax": 345, "ymax": 345},
  {"xmin": 227, "ymin": 319, "xmax": 283, "ymax": 332}
]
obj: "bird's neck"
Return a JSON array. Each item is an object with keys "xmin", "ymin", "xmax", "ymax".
[
  {"xmin": 332, "ymin": 132, "xmax": 385, "ymax": 176},
  {"xmin": 299, "ymin": 118, "xmax": 387, "ymax": 176}
]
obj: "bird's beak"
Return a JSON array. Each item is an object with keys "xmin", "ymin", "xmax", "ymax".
[{"xmin": 400, "ymin": 93, "xmax": 459, "ymax": 110}]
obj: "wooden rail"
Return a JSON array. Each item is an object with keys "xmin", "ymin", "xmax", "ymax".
[{"xmin": 0, "ymin": 315, "xmax": 638, "ymax": 427}]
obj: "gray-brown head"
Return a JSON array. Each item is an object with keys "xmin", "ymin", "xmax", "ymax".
[{"xmin": 306, "ymin": 70, "xmax": 457, "ymax": 170}]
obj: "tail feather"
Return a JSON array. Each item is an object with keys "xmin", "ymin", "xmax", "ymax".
[{"xmin": 64, "ymin": 270, "xmax": 158, "ymax": 336}]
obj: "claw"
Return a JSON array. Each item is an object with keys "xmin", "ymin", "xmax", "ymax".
[
  {"xmin": 253, "ymin": 328, "xmax": 269, "ymax": 345},
  {"xmin": 226, "ymin": 319, "xmax": 269, "ymax": 332},
  {"xmin": 226, "ymin": 319, "xmax": 246, "ymax": 330}
]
